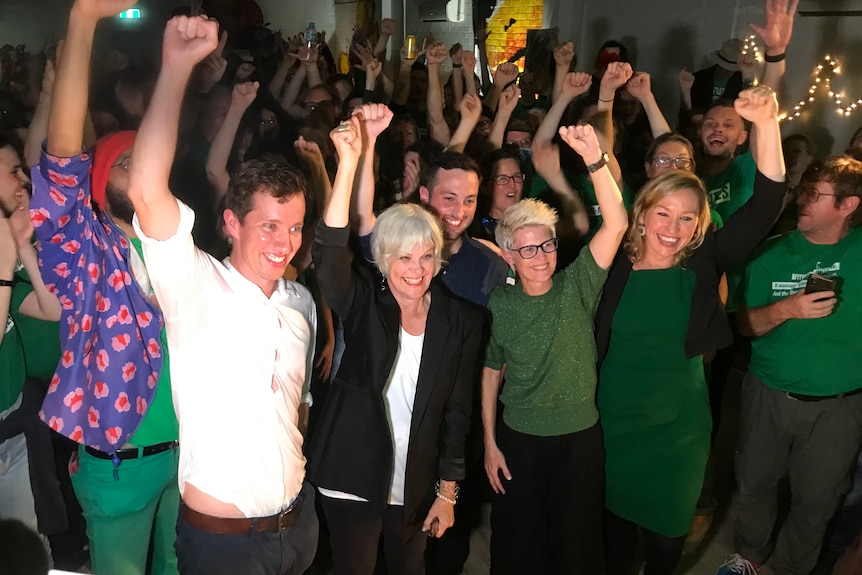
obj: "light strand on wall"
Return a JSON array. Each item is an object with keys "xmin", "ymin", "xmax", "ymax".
[
  {"xmin": 779, "ymin": 54, "xmax": 862, "ymax": 123},
  {"xmin": 740, "ymin": 34, "xmax": 761, "ymax": 60}
]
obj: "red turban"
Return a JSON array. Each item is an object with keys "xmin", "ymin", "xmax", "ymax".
[{"xmin": 90, "ymin": 130, "xmax": 136, "ymax": 210}]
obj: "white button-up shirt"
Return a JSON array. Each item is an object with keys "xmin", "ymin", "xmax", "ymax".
[{"xmin": 133, "ymin": 201, "xmax": 316, "ymax": 517}]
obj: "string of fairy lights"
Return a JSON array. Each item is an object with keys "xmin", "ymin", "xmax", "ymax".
[
  {"xmin": 739, "ymin": 33, "xmax": 861, "ymax": 123},
  {"xmin": 779, "ymin": 55, "xmax": 862, "ymax": 123}
]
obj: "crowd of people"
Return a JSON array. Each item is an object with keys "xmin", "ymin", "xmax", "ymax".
[{"xmin": 1, "ymin": 0, "xmax": 862, "ymax": 574}]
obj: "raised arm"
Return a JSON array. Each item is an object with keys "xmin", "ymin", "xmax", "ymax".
[
  {"xmin": 487, "ymin": 85, "xmax": 520, "ymax": 151},
  {"xmin": 461, "ymin": 50, "xmax": 478, "ymax": 96},
  {"xmin": 625, "ymin": 72, "xmax": 671, "ymax": 138},
  {"xmin": 374, "ymin": 18, "xmax": 397, "ymax": 59},
  {"xmin": 426, "ymin": 43, "xmax": 451, "ymax": 146},
  {"xmin": 206, "ymin": 81, "xmax": 258, "ymax": 206},
  {"xmin": 24, "ymin": 51, "xmax": 57, "ymax": 167},
  {"xmin": 351, "ymin": 103, "xmax": 393, "ymax": 236},
  {"xmin": 485, "ymin": 63, "xmax": 518, "ymax": 113},
  {"xmin": 476, "ymin": 26, "xmax": 492, "ymax": 95},
  {"xmin": 593, "ymin": 63, "xmax": 631, "ymax": 187},
  {"xmin": 678, "ymin": 68, "xmax": 694, "ymax": 112},
  {"xmin": 269, "ymin": 49, "xmax": 298, "ymax": 100},
  {"xmin": 322, "ymin": 118, "xmax": 363, "ymax": 228},
  {"xmin": 48, "ymin": 0, "xmax": 137, "ymax": 157},
  {"xmin": 552, "ymin": 41, "xmax": 575, "ymax": 102},
  {"xmin": 294, "ymin": 136, "xmax": 332, "ymax": 219},
  {"xmin": 559, "ymin": 124, "xmax": 627, "ymax": 269},
  {"xmin": 750, "ymin": 0, "xmax": 798, "ymax": 91},
  {"xmin": 447, "ymin": 94, "xmax": 482, "ymax": 153},
  {"xmin": 736, "ymin": 86, "xmax": 784, "ymax": 182},
  {"xmin": 128, "ymin": 16, "xmax": 218, "ymax": 241},
  {"xmin": 449, "ymin": 43, "xmax": 465, "ymax": 108},
  {"xmin": 533, "ymin": 72, "xmax": 591, "ymax": 146},
  {"xmin": 393, "ymin": 48, "xmax": 422, "ymax": 106},
  {"xmin": 531, "ymin": 139, "xmax": 589, "ymax": 237}
]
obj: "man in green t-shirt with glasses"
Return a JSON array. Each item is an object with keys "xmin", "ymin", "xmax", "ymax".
[{"xmin": 717, "ymin": 155, "xmax": 862, "ymax": 575}]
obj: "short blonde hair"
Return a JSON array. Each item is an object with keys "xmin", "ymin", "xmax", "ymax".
[
  {"xmin": 625, "ymin": 170, "xmax": 712, "ymax": 265},
  {"xmin": 495, "ymin": 198, "xmax": 558, "ymax": 251},
  {"xmin": 371, "ymin": 203, "xmax": 444, "ymax": 277}
]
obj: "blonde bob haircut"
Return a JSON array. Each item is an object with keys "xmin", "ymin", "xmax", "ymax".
[
  {"xmin": 371, "ymin": 203, "xmax": 445, "ymax": 277},
  {"xmin": 495, "ymin": 198, "xmax": 559, "ymax": 251},
  {"xmin": 625, "ymin": 170, "xmax": 712, "ymax": 265}
]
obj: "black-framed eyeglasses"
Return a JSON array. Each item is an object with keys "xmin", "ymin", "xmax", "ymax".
[
  {"xmin": 799, "ymin": 187, "xmax": 836, "ymax": 203},
  {"xmin": 651, "ymin": 156, "xmax": 693, "ymax": 169},
  {"xmin": 511, "ymin": 237, "xmax": 558, "ymax": 259},
  {"xmin": 494, "ymin": 173, "xmax": 526, "ymax": 185},
  {"xmin": 112, "ymin": 156, "xmax": 131, "ymax": 171}
]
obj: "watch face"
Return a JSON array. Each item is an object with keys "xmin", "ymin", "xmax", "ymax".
[{"xmin": 588, "ymin": 153, "xmax": 609, "ymax": 173}]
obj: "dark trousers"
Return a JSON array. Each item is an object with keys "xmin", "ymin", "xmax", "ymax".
[
  {"xmin": 732, "ymin": 372, "xmax": 862, "ymax": 575},
  {"xmin": 320, "ymin": 495, "xmax": 427, "ymax": 575},
  {"xmin": 605, "ymin": 511, "xmax": 686, "ymax": 575},
  {"xmin": 175, "ymin": 482, "xmax": 318, "ymax": 575},
  {"xmin": 490, "ymin": 422, "xmax": 606, "ymax": 575}
]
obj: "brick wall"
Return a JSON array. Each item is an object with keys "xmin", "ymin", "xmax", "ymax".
[{"xmin": 485, "ymin": 0, "xmax": 545, "ymax": 72}]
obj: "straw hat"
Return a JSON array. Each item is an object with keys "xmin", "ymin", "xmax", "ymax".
[{"xmin": 714, "ymin": 38, "xmax": 741, "ymax": 72}]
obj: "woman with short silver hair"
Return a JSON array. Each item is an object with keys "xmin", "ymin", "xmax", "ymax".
[
  {"xmin": 481, "ymin": 123, "xmax": 628, "ymax": 574},
  {"xmin": 309, "ymin": 116, "xmax": 485, "ymax": 575}
]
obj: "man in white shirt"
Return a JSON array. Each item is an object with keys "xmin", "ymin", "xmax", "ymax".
[{"xmin": 127, "ymin": 16, "xmax": 318, "ymax": 574}]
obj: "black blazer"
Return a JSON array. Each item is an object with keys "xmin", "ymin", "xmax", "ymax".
[
  {"xmin": 595, "ymin": 171, "xmax": 787, "ymax": 365},
  {"xmin": 309, "ymin": 222, "xmax": 484, "ymax": 527}
]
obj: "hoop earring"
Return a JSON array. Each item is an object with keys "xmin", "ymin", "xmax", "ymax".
[{"xmin": 638, "ymin": 224, "xmax": 646, "ymax": 236}]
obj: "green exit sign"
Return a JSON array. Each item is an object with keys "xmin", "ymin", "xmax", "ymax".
[{"xmin": 119, "ymin": 9, "xmax": 141, "ymax": 19}]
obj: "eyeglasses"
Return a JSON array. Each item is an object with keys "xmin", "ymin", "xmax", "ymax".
[
  {"xmin": 511, "ymin": 237, "xmax": 558, "ymax": 259},
  {"xmin": 494, "ymin": 173, "xmax": 526, "ymax": 186},
  {"xmin": 259, "ymin": 117, "xmax": 277, "ymax": 126},
  {"xmin": 651, "ymin": 156, "xmax": 693, "ymax": 169},
  {"xmin": 798, "ymin": 187, "xmax": 836, "ymax": 203},
  {"xmin": 477, "ymin": 119, "xmax": 491, "ymax": 129},
  {"xmin": 305, "ymin": 100, "xmax": 332, "ymax": 112},
  {"xmin": 112, "ymin": 156, "xmax": 131, "ymax": 171},
  {"xmin": 507, "ymin": 137, "xmax": 532, "ymax": 149}
]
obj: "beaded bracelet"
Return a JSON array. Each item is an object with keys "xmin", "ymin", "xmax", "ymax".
[{"xmin": 435, "ymin": 480, "xmax": 460, "ymax": 505}]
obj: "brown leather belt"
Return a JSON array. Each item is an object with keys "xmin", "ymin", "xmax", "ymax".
[{"xmin": 179, "ymin": 493, "xmax": 304, "ymax": 534}]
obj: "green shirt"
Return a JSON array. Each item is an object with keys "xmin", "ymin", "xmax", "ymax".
[
  {"xmin": 0, "ymin": 281, "xmax": 27, "ymax": 412},
  {"xmin": 700, "ymin": 149, "xmax": 756, "ymax": 224},
  {"xmin": 11, "ymin": 267, "xmax": 61, "ymax": 381},
  {"xmin": 126, "ymin": 238, "xmax": 178, "ymax": 446},
  {"xmin": 486, "ymin": 245, "xmax": 608, "ymax": 435},
  {"xmin": 741, "ymin": 228, "xmax": 862, "ymax": 395}
]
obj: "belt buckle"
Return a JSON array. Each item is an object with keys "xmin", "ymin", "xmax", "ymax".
[
  {"xmin": 277, "ymin": 506, "xmax": 293, "ymax": 531},
  {"xmin": 785, "ymin": 392, "xmax": 799, "ymax": 401}
]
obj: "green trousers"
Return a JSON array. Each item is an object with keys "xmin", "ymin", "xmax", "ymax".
[{"xmin": 71, "ymin": 446, "xmax": 180, "ymax": 575}]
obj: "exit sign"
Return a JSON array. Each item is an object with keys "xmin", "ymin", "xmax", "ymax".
[{"xmin": 119, "ymin": 9, "xmax": 141, "ymax": 19}]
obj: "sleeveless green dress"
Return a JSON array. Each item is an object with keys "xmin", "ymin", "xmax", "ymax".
[{"xmin": 598, "ymin": 267, "xmax": 711, "ymax": 537}]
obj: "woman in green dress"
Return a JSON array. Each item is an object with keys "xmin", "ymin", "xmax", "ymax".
[{"xmin": 594, "ymin": 86, "xmax": 786, "ymax": 575}]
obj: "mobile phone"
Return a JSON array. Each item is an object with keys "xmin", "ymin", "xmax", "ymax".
[{"xmin": 804, "ymin": 273, "xmax": 835, "ymax": 294}]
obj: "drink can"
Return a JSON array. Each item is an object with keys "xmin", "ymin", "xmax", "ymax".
[{"xmin": 405, "ymin": 35, "xmax": 417, "ymax": 59}]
